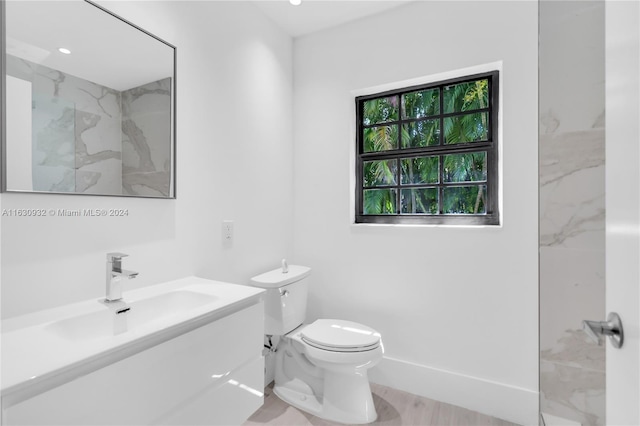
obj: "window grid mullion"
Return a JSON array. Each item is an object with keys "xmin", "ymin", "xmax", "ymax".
[
  {"xmin": 396, "ymin": 93, "xmax": 403, "ymax": 215},
  {"xmin": 438, "ymin": 87, "xmax": 444, "ymax": 215},
  {"xmin": 362, "ymin": 181, "xmax": 488, "ymax": 191},
  {"xmin": 361, "ymin": 108, "xmax": 490, "ymax": 130},
  {"xmin": 396, "ymin": 98, "xmax": 402, "ymax": 214},
  {"xmin": 395, "ymin": 158, "xmax": 401, "ymax": 214},
  {"xmin": 439, "ymin": 155, "xmax": 444, "ymax": 215},
  {"xmin": 361, "ymin": 142, "xmax": 493, "ymax": 161}
]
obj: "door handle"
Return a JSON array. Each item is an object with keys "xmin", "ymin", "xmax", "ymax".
[{"xmin": 582, "ymin": 312, "xmax": 624, "ymax": 349}]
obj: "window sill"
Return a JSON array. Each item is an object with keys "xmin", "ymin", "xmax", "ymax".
[
  {"xmin": 354, "ymin": 213, "xmax": 500, "ymax": 227},
  {"xmin": 350, "ymin": 220, "xmax": 503, "ymax": 230}
]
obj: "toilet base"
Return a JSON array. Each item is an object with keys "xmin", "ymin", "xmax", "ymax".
[
  {"xmin": 322, "ymin": 369, "xmax": 378, "ymax": 424},
  {"xmin": 273, "ymin": 384, "xmax": 323, "ymax": 418},
  {"xmin": 272, "ymin": 324, "xmax": 382, "ymax": 425},
  {"xmin": 274, "ymin": 370, "xmax": 378, "ymax": 424}
]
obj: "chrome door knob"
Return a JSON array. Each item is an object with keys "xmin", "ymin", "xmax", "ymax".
[{"xmin": 582, "ymin": 312, "xmax": 624, "ymax": 348}]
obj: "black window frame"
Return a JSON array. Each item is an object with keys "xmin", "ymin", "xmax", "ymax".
[{"xmin": 355, "ymin": 71, "xmax": 500, "ymax": 225}]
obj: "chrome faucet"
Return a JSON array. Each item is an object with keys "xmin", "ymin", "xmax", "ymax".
[{"xmin": 106, "ymin": 252, "xmax": 138, "ymax": 302}]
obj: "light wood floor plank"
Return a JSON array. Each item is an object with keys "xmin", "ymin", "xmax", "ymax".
[{"xmin": 244, "ymin": 383, "xmax": 521, "ymax": 426}]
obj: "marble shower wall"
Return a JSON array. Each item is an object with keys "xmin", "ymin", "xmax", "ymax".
[
  {"xmin": 539, "ymin": 2, "xmax": 605, "ymax": 425},
  {"xmin": 6, "ymin": 57, "xmax": 171, "ymax": 197},
  {"xmin": 121, "ymin": 78, "xmax": 172, "ymax": 197},
  {"xmin": 6, "ymin": 55, "xmax": 123, "ymax": 195}
]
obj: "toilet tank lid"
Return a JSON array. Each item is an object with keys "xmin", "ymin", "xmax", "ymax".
[{"xmin": 250, "ymin": 265, "xmax": 311, "ymax": 288}]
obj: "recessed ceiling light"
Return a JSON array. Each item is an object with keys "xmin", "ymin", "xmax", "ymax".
[
  {"xmin": 58, "ymin": 47, "xmax": 71, "ymax": 55},
  {"xmin": 289, "ymin": 0, "xmax": 302, "ymax": 5}
]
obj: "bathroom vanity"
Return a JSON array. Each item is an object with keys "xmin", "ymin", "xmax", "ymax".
[{"xmin": 0, "ymin": 277, "xmax": 265, "ymax": 425}]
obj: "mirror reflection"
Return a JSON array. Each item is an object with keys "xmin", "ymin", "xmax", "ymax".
[{"xmin": 3, "ymin": 0, "xmax": 176, "ymax": 198}]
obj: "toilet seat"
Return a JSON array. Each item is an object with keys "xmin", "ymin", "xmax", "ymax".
[{"xmin": 300, "ymin": 319, "xmax": 381, "ymax": 353}]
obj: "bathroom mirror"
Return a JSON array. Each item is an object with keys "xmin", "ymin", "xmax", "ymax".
[{"xmin": 1, "ymin": 0, "xmax": 176, "ymax": 198}]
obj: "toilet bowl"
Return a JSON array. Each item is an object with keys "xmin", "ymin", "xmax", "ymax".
[
  {"xmin": 250, "ymin": 264, "xmax": 383, "ymax": 424},
  {"xmin": 275, "ymin": 319, "xmax": 383, "ymax": 424}
]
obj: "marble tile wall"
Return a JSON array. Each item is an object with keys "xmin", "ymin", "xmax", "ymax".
[
  {"xmin": 539, "ymin": 2, "xmax": 605, "ymax": 425},
  {"xmin": 6, "ymin": 55, "xmax": 123, "ymax": 195},
  {"xmin": 6, "ymin": 57, "xmax": 171, "ymax": 197},
  {"xmin": 121, "ymin": 78, "xmax": 172, "ymax": 197}
]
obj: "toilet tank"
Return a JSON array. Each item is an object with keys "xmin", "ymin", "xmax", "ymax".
[{"xmin": 249, "ymin": 265, "xmax": 311, "ymax": 335}]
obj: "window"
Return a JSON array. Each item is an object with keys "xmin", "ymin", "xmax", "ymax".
[{"xmin": 355, "ymin": 71, "xmax": 499, "ymax": 225}]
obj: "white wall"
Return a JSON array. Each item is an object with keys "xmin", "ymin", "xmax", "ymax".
[
  {"xmin": 0, "ymin": 1, "xmax": 294, "ymax": 318},
  {"xmin": 292, "ymin": 2, "xmax": 538, "ymax": 424}
]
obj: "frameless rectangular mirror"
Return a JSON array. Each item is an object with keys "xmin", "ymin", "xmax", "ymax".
[{"xmin": 1, "ymin": 0, "xmax": 176, "ymax": 198}]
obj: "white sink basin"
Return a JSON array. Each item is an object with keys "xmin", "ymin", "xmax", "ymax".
[
  {"xmin": 1, "ymin": 277, "xmax": 265, "ymax": 398},
  {"xmin": 46, "ymin": 290, "xmax": 218, "ymax": 341}
]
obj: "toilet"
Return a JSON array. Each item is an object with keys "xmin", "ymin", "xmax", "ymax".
[{"xmin": 250, "ymin": 263, "xmax": 383, "ymax": 424}]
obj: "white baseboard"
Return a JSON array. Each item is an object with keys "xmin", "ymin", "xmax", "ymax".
[
  {"xmin": 368, "ymin": 356, "xmax": 539, "ymax": 426},
  {"xmin": 541, "ymin": 412, "xmax": 582, "ymax": 426}
]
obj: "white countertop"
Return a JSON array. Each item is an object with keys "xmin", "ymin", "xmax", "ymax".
[{"xmin": 1, "ymin": 277, "xmax": 264, "ymax": 401}]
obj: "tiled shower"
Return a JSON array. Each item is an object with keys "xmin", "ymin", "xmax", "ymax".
[
  {"xmin": 539, "ymin": 1, "xmax": 605, "ymax": 424},
  {"xmin": 5, "ymin": 55, "xmax": 171, "ymax": 196}
]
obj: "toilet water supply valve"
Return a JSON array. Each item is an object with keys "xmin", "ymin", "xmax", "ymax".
[{"xmin": 263, "ymin": 335, "xmax": 277, "ymax": 356}]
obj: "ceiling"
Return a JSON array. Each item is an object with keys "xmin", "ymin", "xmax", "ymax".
[
  {"xmin": 5, "ymin": 0, "xmax": 409, "ymax": 90},
  {"xmin": 251, "ymin": 0, "xmax": 414, "ymax": 38},
  {"xmin": 6, "ymin": 0, "xmax": 173, "ymax": 92}
]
